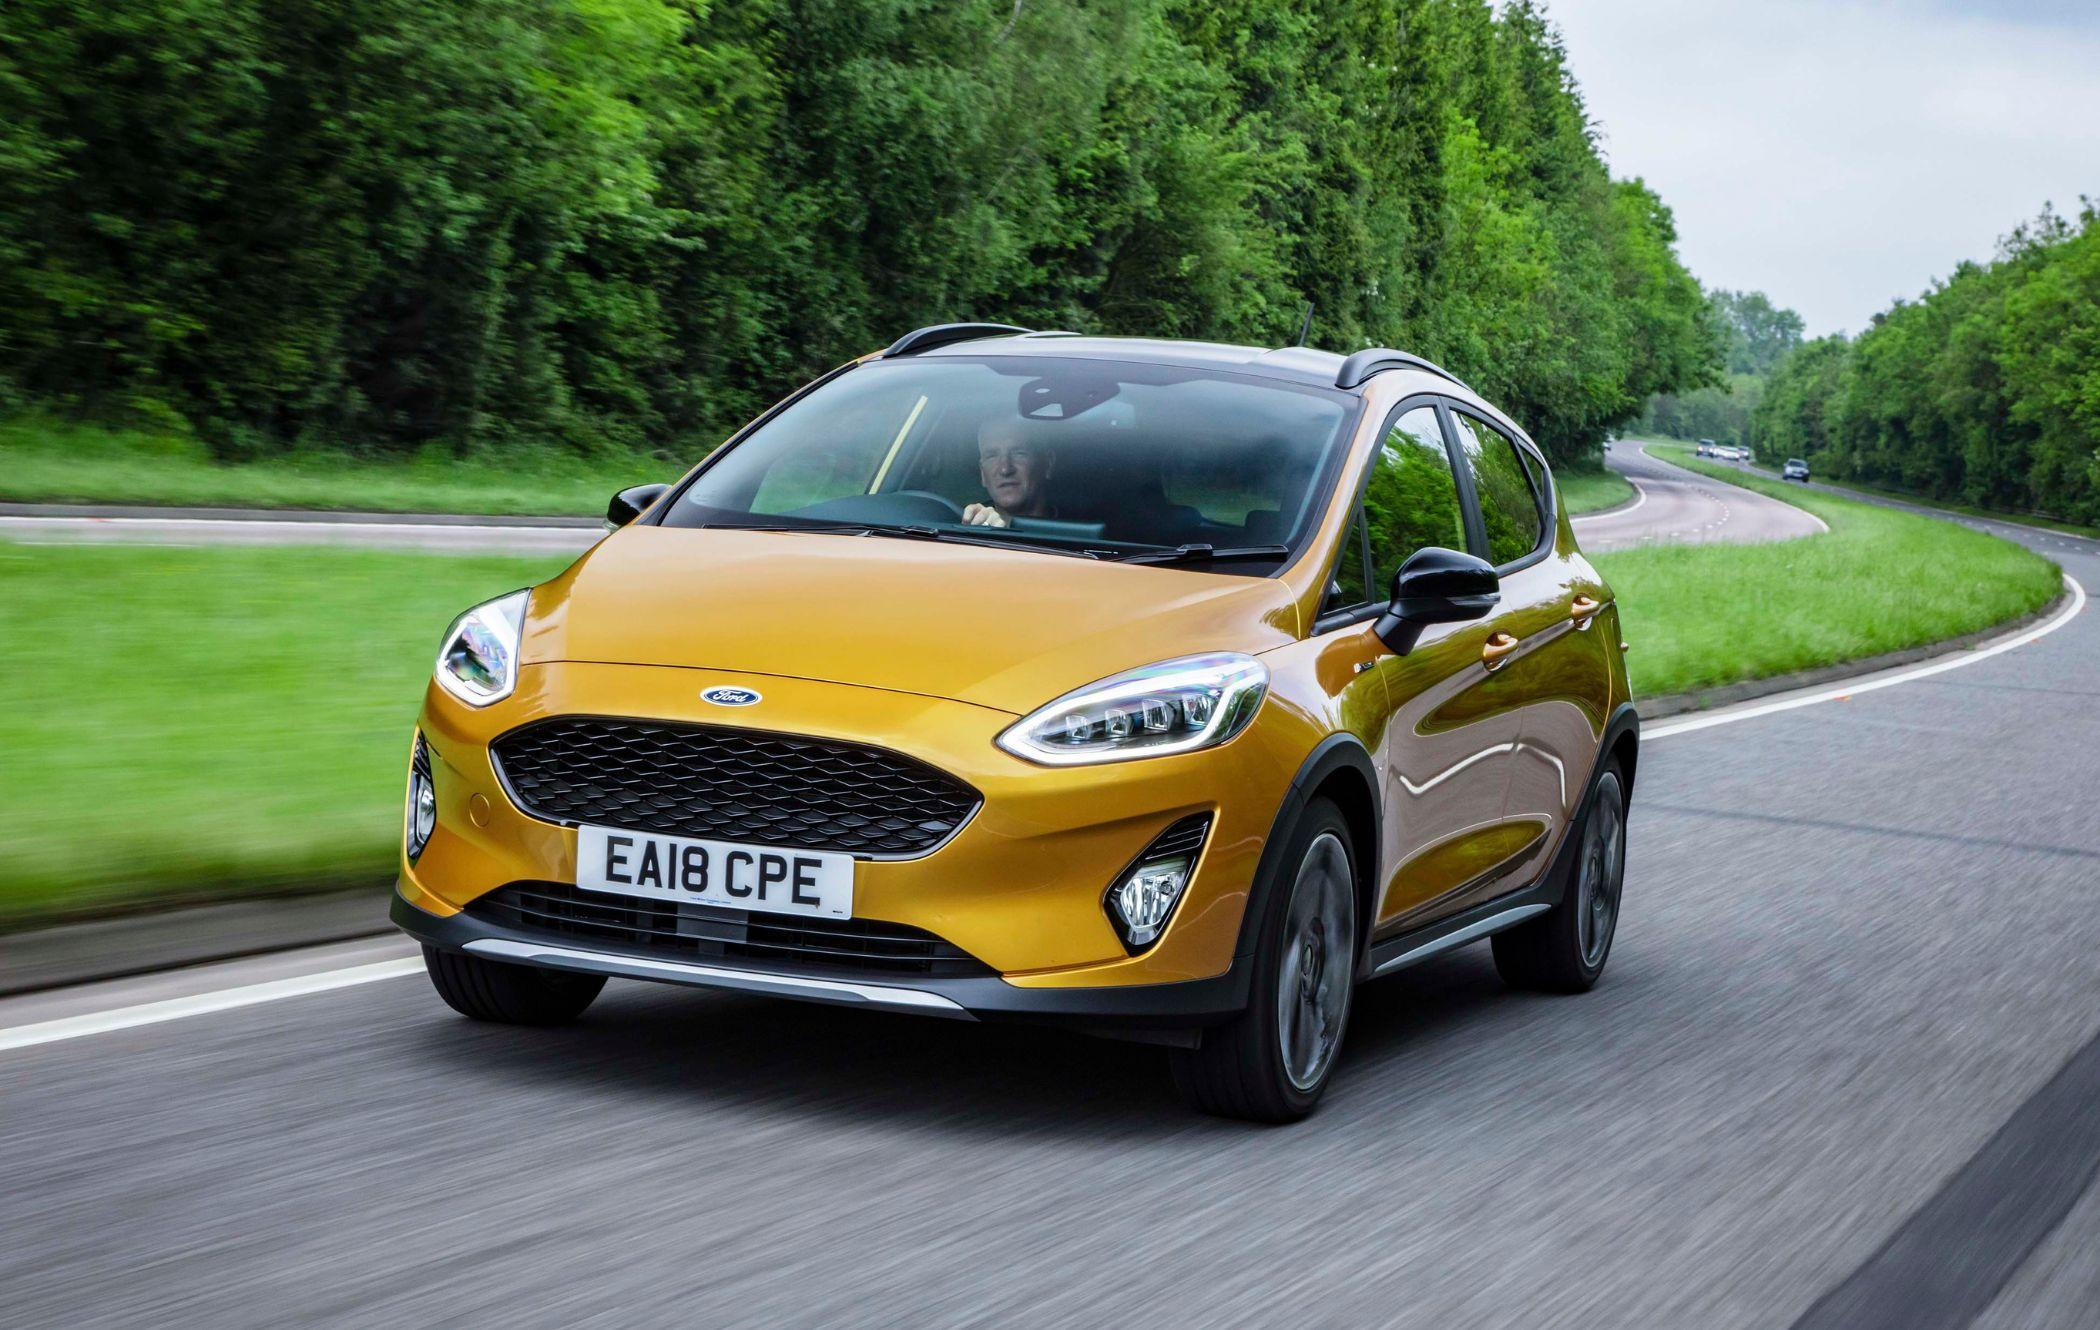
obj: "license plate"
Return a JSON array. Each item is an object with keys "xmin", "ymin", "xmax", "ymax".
[{"xmin": 575, "ymin": 825, "xmax": 853, "ymax": 919}]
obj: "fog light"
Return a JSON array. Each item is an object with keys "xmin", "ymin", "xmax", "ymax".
[
  {"xmin": 1110, "ymin": 857, "xmax": 1191, "ymax": 949},
  {"xmin": 407, "ymin": 736, "xmax": 436, "ymax": 862}
]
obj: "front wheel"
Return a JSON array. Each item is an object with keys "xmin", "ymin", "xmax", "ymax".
[
  {"xmin": 1172, "ymin": 799, "xmax": 1359, "ymax": 1122},
  {"xmin": 1492, "ymin": 761, "xmax": 1628, "ymax": 993},
  {"xmin": 423, "ymin": 945, "xmax": 606, "ymax": 1025}
]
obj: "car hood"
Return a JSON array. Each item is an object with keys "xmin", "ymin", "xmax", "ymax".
[{"xmin": 519, "ymin": 525, "xmax": 1301, "ymax": 714}]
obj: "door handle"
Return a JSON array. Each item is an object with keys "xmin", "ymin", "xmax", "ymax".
[
  {"xmin": 1481, "ymin": 632, "xmax": 1519, "ymax": 669},
  {"xmin": 1570, "ymin": 594, "xmax": 1602, "ymax": 629}
]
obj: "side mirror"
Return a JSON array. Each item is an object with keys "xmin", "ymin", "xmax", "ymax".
[
  {"xmin": 607, "ymin": 483, "xmax": 670, "ymax": 527},
  {"xmin": 1373, "ymin": 546, "xmax": 1500, "ymax": 655}
]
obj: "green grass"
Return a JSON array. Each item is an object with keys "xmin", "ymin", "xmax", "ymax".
[
  {"xmin": 1746, "ymin": 460, "xmax": 2100, "ymax": 541},
  {"xmin": 1556, "ymin": 463, "xmax": 1637, "ymax": 515},
  {"xmin": 0, "ymin": 415, "xmax": 679, "ymax": 517},
  {"xmin": 1592, "ymin": 445, "xmax": 2063, "ymax": 697},
  {"xmin": 0, "ymin": 455, "xmax": 2064, "ymax": 925},
  {"xmin": 0, "ymin": 541, "xmax": 570, "ymax": 926}
]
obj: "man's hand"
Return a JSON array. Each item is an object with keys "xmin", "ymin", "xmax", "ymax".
[{"xmin": 962, "ymin": 504, "xmax": 1008, "ymax": 528}]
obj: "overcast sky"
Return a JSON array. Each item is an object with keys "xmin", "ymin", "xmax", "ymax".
[{"xmin": 1543, "ymin": 0, "xmax": 2100, "ymax": 336}]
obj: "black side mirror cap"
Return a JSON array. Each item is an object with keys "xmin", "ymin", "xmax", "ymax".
[
  {"xmin": 1373, "ymin": 546, "xmax": 1501, "ymax": 655},
  {"xmin": 607, "ymin": 483, "xmax": 670, "ymax": 527}
]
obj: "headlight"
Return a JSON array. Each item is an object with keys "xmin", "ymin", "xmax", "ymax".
[
  {"xmin": 435, "ymin": 589, "xmax": 529, "ymax": 707},
  {"xmin": 996, "ymin": 653, "xmax": 1268, "ymax": 766}
]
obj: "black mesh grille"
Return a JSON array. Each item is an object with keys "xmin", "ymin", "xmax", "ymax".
[
  {"xmin": 468, "ymin": 881, "xmax": 993, "ymax": 977},
  {"xmin": 491, "ymin": 717, "xmax": 980, "ymax": 856}
]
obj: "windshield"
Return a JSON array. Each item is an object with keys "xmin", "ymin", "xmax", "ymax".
[{"xmin": 659, "ymin": 356, "xmax": 1359, "ymax": 569}]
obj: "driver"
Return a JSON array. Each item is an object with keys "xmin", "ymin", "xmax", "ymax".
[{"xmin": 963, "ymin": 419, "xmax": 1055, "ymax": 527}]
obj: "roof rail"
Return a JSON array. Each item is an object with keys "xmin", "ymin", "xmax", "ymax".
[
  {"xmin": 883, "ymin": 323, "xmax": 1033, "ymax": 357},
  {"xmin": 1334, "ymin": 348, "xmax": 1472, "ymax": 393}
]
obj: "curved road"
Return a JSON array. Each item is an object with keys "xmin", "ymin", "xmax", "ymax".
[
  {"xmin": 4, "ymin": 488, "xmax": 2099, "ymax": 1326},
  {"xmin": 1572, "ymin": 444, "xmax": 1827, "ymax": 550}
]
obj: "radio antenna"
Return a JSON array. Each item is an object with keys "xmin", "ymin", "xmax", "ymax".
[{"xmin": 1295, "ymin": 301, "xmax": 1315, "ymax": 347}]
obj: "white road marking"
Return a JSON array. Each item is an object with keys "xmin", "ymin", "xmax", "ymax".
[
  {"xmin": 1648, "ymin": 574, "xmax": 2087, "ymax": 741},
  {"xmin": 0, "ymin": 958, "xmax": 423, "ymax": 1053}
]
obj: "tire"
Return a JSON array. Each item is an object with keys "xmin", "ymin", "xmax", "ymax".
[
  {"xmin": 1493, "ymin": 760, "xmax": 1628, "ymax": 993},
  {"xmin": 1172, "ymin": 798, "xmax": 1359, "ymax": 1123},
  {"xmin": 423, "ymin": 945, "xmax": 606, "ymax": 1025}
]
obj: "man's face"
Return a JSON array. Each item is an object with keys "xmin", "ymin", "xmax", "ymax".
[{"xmin": 978, "ymin": 431, "xmax": 1050, "ymax": 514}]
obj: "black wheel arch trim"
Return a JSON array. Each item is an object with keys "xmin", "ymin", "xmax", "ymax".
[{"xmin": 1232, "ymin": 733, "xmax": 1382, "ymax": 961}]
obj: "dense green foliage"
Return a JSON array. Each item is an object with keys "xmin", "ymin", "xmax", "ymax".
[
  {"xmin": 1636, "ymin": 288, "xmax": 1804, "ymax": 447},
  {"xmin": 0, "ymin": 0, "xmax": 1715, "ymax": 470},
  {"xmin": 1752, "ymin": 206, "xmax": 2100, "ymax": 523}
]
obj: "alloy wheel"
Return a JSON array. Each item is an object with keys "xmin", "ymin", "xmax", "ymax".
[
  {"xmin": 1576, "ymin": 771, "xmax": 1627, "ymax": 968},
  {"xmin": 1276, "ymin": 832, "xmax": 1355, "ymax": 1091}
]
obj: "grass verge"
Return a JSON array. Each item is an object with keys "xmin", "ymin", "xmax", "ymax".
[
  {"xmin": 0, "ymin": 462, "xmax": 2063, "ymax": 926},
  {"xmin": 1556, "ymin": 463, "xmax": 1636, "ymax": 515},
  {"xmin": 1592, "ymin": 445, "xmax": 2062, "ymax": 697},
  {"xmin": 0, "ymin": 541, "xmax": 570, "ymax": 926},
  {"xmin": 0, "ymin": 415, "xmax": 679, "ymax": 517}
]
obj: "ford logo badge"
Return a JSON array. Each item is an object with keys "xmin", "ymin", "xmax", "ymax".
[{"xmin": 701, "ymin": 686, "xmax": 762, "ymax": 707}]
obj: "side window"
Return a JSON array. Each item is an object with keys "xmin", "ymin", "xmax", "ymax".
[
  {"xmin": 1363, "ymin": 405, "xmax": 1467, "ymax": 585},
  {"xmin": 1323, "ymin": 509, "xmax": 1373, "ymax": 613},
  {"xmin": 1450, "ymin": 412, "xmax": 1544, "ymax": 565}
]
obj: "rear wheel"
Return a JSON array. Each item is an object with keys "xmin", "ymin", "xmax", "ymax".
[
  {"xmin": 1493, "ymin": 762, "xmax": 1627, "ymax": 993},
  {"xmin": 1172, "ymin": 799, "xmax": 1358, "ymax": 1123},
  {"xmin": 423, "ymin": 945, "xmax": 606, "ymax": 1025}
]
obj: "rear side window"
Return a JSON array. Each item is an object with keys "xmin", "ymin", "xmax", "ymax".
[
  {"xmin": 1451, "ymin": 412, "xmax": 1544, "ymax": 565},
  {"xmin": 1363, "ymin": 405, "xmax": 1466, "ymax": 585}
]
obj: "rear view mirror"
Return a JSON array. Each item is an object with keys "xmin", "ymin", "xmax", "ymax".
[
  {"xmin": 1374, "ymin": 546, "xmax": 1500, "ymax": 655},
  {"xmin": 607, "ymin": 483, "xmax": 670, "ymax": 527}
]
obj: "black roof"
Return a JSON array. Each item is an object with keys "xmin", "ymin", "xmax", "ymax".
[
  {"xmin": 908, "ymin": 332, "xmax": 1351, "ymax": 388},
  {"xmin": 892, "ymin": 328, "xmax": 1472, "ymax": 397}
]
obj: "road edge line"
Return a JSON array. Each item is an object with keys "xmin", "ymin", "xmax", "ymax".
[{"xmin": 0, "ymin": 957, "xmax": 424, "ymax": 1053}]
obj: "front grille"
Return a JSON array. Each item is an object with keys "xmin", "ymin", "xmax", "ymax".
[
  {"xmin": 468, "ymin": 881, "xmax": 992, "ymax": 977},
  {"xmin": 491, "ymin": 717, "xmax": 981, "ymax": 857}
]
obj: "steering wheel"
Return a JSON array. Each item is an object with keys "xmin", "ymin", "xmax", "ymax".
[
  {"xmin": 790, "ymin": 489, "xmax": 966, "ymax": 526},
  {"xmin": 892, "ymin": 490, "xmax": 966, "ymax": 522}
]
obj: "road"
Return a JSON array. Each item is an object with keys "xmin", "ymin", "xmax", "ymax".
[
  {"xmin": 4, "ymin": 486, "xmax": 2098, "ymax": 1327},
  {"xmin": 0, "ymin": 503, "xmax": 602, "ymax": 556},
  {"xmin": 4, "ymin": 446, "xmax": 1814, "ymax": 558},
  {"xmin": 1572, "ymin": 444, "xmax": 1827, "ymax": 550}
]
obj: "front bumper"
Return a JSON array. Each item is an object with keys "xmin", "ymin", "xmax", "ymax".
[
  {"xmin": 393, "ymin": 890, "xmax": 1250, "ymax": 1027},
  {"xmin": 403, "ymin": 659, "xmax": 1313, "ymax": 997}
]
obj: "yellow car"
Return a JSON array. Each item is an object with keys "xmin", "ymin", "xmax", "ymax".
[{"xmin": 394, "ymin": 325, "xmax": 1638, "ymax": 1121}]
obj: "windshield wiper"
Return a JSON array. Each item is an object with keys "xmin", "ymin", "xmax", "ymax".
[{"xmin": 1113, "ymin": 543, "xmax": 1293, "ymax": 566}]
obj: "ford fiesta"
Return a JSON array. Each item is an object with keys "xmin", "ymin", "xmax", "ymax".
[{"xmin": 394, "ymin": 325, "xmax": 1638, "ymax": 1121}]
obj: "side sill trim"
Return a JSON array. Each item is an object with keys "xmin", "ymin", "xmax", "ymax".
[
  {"xmin": 462, "ymin": 938, "xmax": 975, "ymax": 1019},
  {"xmin": 1367, "ymin": 902, "xmax": 1549, "ymax": 978}
]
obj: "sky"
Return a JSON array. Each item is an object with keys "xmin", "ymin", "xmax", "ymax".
[{"xmin": 1543, "ymin": 0, "xmax": 2100, "ymax": 336}]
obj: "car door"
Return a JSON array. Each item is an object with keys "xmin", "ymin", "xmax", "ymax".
[
  {"xmin": 1361, "ymin": 401, "xmax": 1532, "ymax": 939},
  {"xmin": 1441, "ymin": 407, "xmax": 1613, "ymax": 907}
]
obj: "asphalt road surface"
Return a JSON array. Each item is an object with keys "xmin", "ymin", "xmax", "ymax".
[
  {"xmin": 0, "ymin": 502, "xmax": 601, "ymax": 556},
  {"xmin": 1573, "ymin": 444, "xmax": 1827, "ymax": 551},
  {"xmin": 4, "ymin": 490, "xmax": 2098, "ymax": 1327},
  {"xmin": 4, "ymin": 445, "xmax": 1812, "ymax": 557}
]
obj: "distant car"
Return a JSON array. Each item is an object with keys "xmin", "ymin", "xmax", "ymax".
[
  {"xmin": 1696, "ymin": 439, "xmax": 1716, "ymax": 456},
  {"xmin": 1783, "ymin": 458, "xmax": 1810, "ymax": 482}
]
